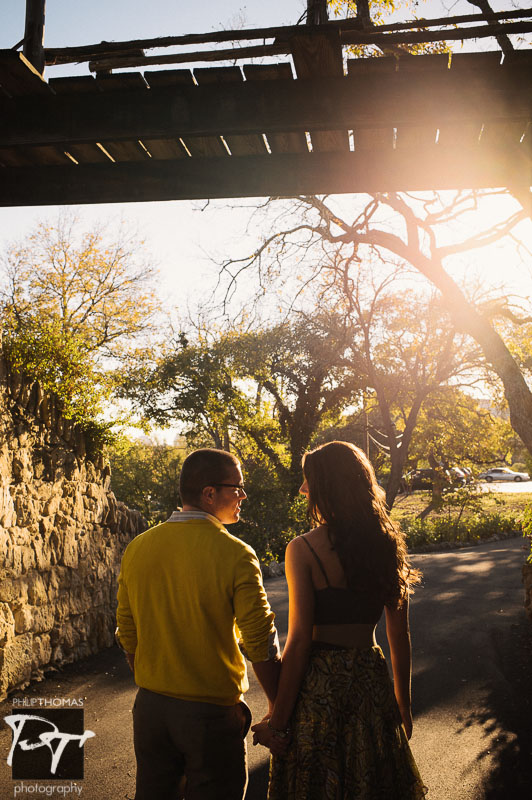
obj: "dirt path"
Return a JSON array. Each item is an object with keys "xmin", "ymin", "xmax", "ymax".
[{"xmin": 0, "ymin": 537, "xmax": 530, "ymax": 799}]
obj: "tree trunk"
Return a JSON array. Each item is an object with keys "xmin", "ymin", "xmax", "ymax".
[
  {"xmin": 421, "ymin": 263, "xmax": 532, "ymax": 459},
  {"xmin": 368, "ymin": 216, "xmax": 532, "ymax": 463}
]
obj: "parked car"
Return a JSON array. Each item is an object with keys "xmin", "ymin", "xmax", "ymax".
[
  {"xmin": 449, "ymin": 467, "xmax": 467, "ymax": 486},
  {"xmin": 400, "ymin": 468, "xmax": 451, "ymax": 491},
  {"xmin": 460, "ymin": 466, "xmax": 474, "ymax": 483},
  {"xmin": 477, "ymin": 467, "xmax": 530, "ymax": 483}
]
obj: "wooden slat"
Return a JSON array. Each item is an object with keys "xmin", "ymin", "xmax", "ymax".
[
  {"xmin": 347, "ymin": 56, "xmax": 398, "ymax": 76},
  {"xmin": 437, "ymin": 122, "xmax": 483, "ymax": 148},
  {"xmin": 95, "ymin": 72, "xmax": 148, "ymax": 92},
  {"xmin": 0, "ymin": 50, "xmax": 51, "ymax": 97},
  {"xmin": 145, "ymin": 68, "xmax": 226, "ymax": 158},
  {"xmin": 0, "ymin": 147, "xmax": 33, "ymax": 167},
  {"xmin": 66, "ymin": 143, "xmax": 112, "ymax": 164},
  {"xmin": 480, "ymin": 120, "xmax": 529, "ymax": 148},
  {"xmin": 141, "ymin": 70, "xmax": 189, "ymax": 159},
  {"xmin": 394, "ymin": 55, "xmax": 447, "ymax": 149},
  {"xmin": 348, "ymin": 57, "xmax": 395, "ymax": 151},
  {"xmin": 143, "ymin": 69, "xmax": 194, "ymax": 87},
  {"xmin": 24, "ymin": 145, "xmax": 71, "ymax": 165},
  {"xmin": 96, "ymin": 72, "xmax": 151, "ymax": 162},
  {"xmin": 449, "ymin": 51, "xmax": 503, "ymax": 72},
  {"xmin": 290, "ymin": 32, "xmax": 349, "ymax": 153},
  {"xmin": 141, "ymin": 138, "xmax": 186, "ymax": 160},
  {"xmin": 49, "ymin": 75, "xmax": 112, "ymax": 164},
  {"xmin": 193, "ymin": 66, "xmax": 267, "ymax": 156},
  {"xmin": 243, "ymin": 63, "xmax": 308, "ymax": 154},
  {"xmin": 48, "ymin": 75, "xmax": 99, "ymax": 94}
]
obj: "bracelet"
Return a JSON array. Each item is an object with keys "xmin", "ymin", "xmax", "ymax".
[{"xmin": 267, "ymin": 720, "xmax": 291, "ymax": 739}]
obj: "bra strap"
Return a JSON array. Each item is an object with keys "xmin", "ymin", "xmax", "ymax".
[{"xmin": 300, "ymin": 536, "xmax": 331, "ymax": 587}]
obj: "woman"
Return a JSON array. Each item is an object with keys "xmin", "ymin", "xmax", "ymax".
[{"xmin": 252, "ymin": 441, "xmax": 427, "ymax": 799}]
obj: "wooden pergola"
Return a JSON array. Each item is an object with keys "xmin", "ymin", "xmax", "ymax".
[{"xmin": 0, "ymin": 0, "xmax": 530, "ymax": 207}]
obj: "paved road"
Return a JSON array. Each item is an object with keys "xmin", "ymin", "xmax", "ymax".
[
  {"xmin": 0, "ymin": 537, "xmax": 530, "ymax": 800},
  {"xmin": 477, "ymin": 481, "xmax": 532, "ymax": 494}
]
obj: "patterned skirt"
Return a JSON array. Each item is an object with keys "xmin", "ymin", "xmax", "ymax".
[{"xmin": 268, "ymin": 644, "xmax": 427, "ymax": 800}]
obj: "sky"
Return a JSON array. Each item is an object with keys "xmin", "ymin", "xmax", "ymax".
[{"xmin": 1, "ymin": 0, "xmax": 531, "ymax": 312}]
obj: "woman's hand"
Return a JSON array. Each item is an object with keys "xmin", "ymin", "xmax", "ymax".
[{"xmin": 251, "ymin": 718, "xmax": 291, "ymax": 756}]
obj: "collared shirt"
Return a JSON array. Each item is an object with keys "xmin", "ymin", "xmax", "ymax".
[{"xmin": 116, "ymin": 510, "xmax": 279, "ymax": 705}]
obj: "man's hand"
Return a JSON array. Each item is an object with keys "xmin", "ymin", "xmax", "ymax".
[
  {"xmin": 126, "ymin": 652, "xmax": 135, "ymax": 672},
  {"xmin": 251, "ymin": 717, "xmax": 291, "ymax": 756}
]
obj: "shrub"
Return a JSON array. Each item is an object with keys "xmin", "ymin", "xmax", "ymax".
[
  {"xmin": 522, "ymin": 503, "xmax": 532, "ymax": 564},
  {"xmin": 400, "ymin": 510, "xmax": 522, "ymax": 550}
]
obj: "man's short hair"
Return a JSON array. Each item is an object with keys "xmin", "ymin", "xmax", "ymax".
[{"xmin": 179, "ymin": 449, "xmax": 240, "ymax": 505}]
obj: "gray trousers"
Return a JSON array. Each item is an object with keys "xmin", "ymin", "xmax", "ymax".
[{"xmin": 133, "ymin": 688, "xmax": 252, "ymax": 800}]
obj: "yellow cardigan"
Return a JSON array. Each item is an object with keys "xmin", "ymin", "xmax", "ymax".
[{"xmin": 116, "ymin": 512, "xmax": 278, "ymax": 705}]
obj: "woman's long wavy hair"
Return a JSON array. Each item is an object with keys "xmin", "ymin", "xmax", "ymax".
[{"xmin": 302, "ymin": 441, "xmax": 420, "ymax": 607}]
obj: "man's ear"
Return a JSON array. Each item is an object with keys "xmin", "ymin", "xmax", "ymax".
[{"xmin": 201, "ymin": 485, "xmax": 216, "ymax": 506}]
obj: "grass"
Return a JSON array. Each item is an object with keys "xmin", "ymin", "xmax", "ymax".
[
  {"xmin": 391, "ymin": 489, "xmax": 528, "ymax": 525},
  {"xmin": 390, "ymin": 489, "xmax": 530, "ymax": 550}
]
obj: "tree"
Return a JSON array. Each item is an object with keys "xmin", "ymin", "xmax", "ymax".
[
  {"xmin": 339, "ymin": 272, "xmax": 481, "ymax": 505},
  {"xmin": 1, "ymin": 212, "xmax": 159, "ymax": 423},
  {"xmin": 108, "ymin": 437, "xmax": 183, "ymax": 526},
  {"xmin": 120, "ymin": 317, "xmax": 360, "ymax": 497},
  {"xmin": 407, "ymin": 388, "xmax": 518, "ymax": 471},
  {"xmin": 217, "ymin": 190, "xmax": 532, "ymax": 468}
]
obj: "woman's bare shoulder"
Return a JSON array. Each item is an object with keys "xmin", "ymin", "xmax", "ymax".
[{"xmin": 288, "ymin": 526, "xmax": 324, "ymax": 548}]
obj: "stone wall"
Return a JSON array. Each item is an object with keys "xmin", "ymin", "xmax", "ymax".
[{"xmin": 0, "ymin": 358, "xmax": 145, "ymax": 700}]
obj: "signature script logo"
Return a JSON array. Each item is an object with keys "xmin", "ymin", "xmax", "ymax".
[{"xmin": 5, "ymin": 714, "xmax": 95, "ymax": 776}]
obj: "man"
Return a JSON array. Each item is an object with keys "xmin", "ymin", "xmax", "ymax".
[{"xmin": 116, "ymin": 448, "xmax": 281, "ymax": 800}]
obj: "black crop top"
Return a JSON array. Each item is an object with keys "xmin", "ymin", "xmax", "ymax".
[{"xmin": 301, "ymin": 537, "xmax": 384, "ymax": 625}]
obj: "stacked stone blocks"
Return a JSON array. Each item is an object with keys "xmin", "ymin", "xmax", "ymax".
[{"xmin": 0, "ymin": 357, "xmax": 144, "ymax": 700}]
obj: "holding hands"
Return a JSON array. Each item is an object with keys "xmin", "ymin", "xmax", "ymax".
[{"xmin": 251, "ymin": 716, "xmax": 291, "ymax": 757}]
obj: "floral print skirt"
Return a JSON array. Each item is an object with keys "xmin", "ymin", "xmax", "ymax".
[{"xmin": 268, "ymin": 644, "xmax": 427, "ymax": 800}]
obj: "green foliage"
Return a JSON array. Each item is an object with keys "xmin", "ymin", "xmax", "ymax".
[
  {"xmin": 400, "ymin": 509, "xmax": 522, "ymax": 549},
  {"xmin": 522, "ymin": 503, "xmax": 532, "ymax": 564},
  {"xmin": 2, "ymin": 312, "xmax": 107, "ymax": 425},
  {"xmin": 1, "ymin": 213, "xmax": 159, "ymax": 434},
  {"xmin": 233, "ymin": 459, "xmax": 308, "ymax": 561},
  {"xmin": 108, "ymin": 437, "xmax": 183, "ymax": 527},
  {"xmin": 406, "ymin": 388, "xmax": 516, "ymax": 472},
  {"xmin": 119, "ymin": 318, "xmax": 359, "ymax": 498},
  {"xmin": 328, "ymin": 0, "xmax": 450, "ymax": 55}
]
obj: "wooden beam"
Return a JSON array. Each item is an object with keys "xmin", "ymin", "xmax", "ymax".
[
  {"xmin": 88, "ymin": 42, "xmax": 288, "ymax": 74},
  {"xmin": 0, "ymin": 145, "xmax": 529, "ymax": 206},
  {"xmin": 23, "ymin": 0, "xmax": 46, "ymax": 75},
  {"xmin": 1, "ymin": 68, "xmax": 529, "ymax": 149},
  {"xmin": 306, "ymin": 0, "xmax": 328, "ymax": 26},
  {"xmin": 0, "ymin": 51, "xmax": 50, "ymax": 97},
  {"xmin": 77, "ymin": 20, "xmax": 532, "ymax": 72},
  {"xmin": 43, "ymin": 8, "xmax": 532, "ymax": 66}
]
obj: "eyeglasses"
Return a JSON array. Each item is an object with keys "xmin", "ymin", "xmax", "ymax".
[{"xmin": 210, "ymin": 483, "xmax": 246, "ymax": 492}]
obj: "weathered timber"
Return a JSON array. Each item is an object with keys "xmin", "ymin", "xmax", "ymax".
[
  {"xmin": 193, "ymin": 67, "xmax": 267, "ymax": 156},
  {"xmin": 43, "ymin": 8, "xmax": 532, "ymax": 65},
  {"xmin": 23, "ymin": 0, "xmax": 46, "ymax": 75},
  {"xmin": 76, "ymin": 21, "xmax": 532, "ymax": 73},
  {"xmin": 1, "ymin": 66, "xmax": 529, "ymax": 149},
  {"xmin": 290, "ymin": 31, "xmax": 348, "ymax": 153},
  {"xmin": 94, "ymin": 72, "xmax": 152, "ymax": 163},
  {"xmin": 0, "ymin": 51, "xmax": 50, "ymax": 97},
  {"xmin": 307, "ymin": 0, "xmax": 329, "ymax": 26},
  {"xmin": 0, "ymin": 145, "xmax": 529, "ymax": 206},
  {"xmin": 243, "ymin": 64, "xmax": 308, "ymax": 154},
  {"xmin": 89, "ymin": 43, "xmax": 288, "ymax": 73}
]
